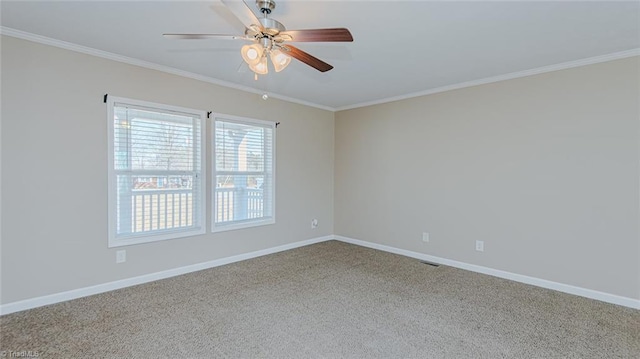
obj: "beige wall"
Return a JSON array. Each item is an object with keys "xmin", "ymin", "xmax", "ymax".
[
  {"xmin": 2, "ymin": 34, "xmax": 638, "ymax": 306},
  {"xmin": 335, "ymin": 57, "xmax": 640, "ymax": 299},
  {"xmin": 0, "ymin": 36, "xmax": 335, "ymax": 304}
]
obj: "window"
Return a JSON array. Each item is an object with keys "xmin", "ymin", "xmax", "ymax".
[
  {"xmin": 107, "ymin": 96, "xmax": 205, "ymax": 247},
  {"xmin": 213, "ymin": 114, "xmax": 275, "ymax": 232}
]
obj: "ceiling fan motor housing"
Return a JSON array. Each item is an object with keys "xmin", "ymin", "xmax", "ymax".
[{"xmin": 259, "ymin": 17, "xmax": 285, "ymax": 36}]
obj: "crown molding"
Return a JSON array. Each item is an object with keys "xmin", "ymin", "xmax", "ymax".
[
  {"xmin": 2, "ymin": 26, "xmax": 638, "ymax": 113},
  {"xmin": 0, "ymin": 26, "xmax": 334, "ymax": 112},
  {"xmin": 335, "ymin": 48, "xmax": 640, "ymax": 111}
]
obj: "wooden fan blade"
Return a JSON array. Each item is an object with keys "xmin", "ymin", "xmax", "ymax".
[
  {"xmin": 221, "ymin": 0, "xmax": 263, "ymax": 30},
  {"xmin": 163, "ymin": 33, "xmax": 248, "ymax": 40},
  {"xmin": 278, "ymin": 28, "xmax": 353, "ymax": 42},
  {"xmin": 281, "ymin": 45, "xmax": 333, "ymax": 72}
]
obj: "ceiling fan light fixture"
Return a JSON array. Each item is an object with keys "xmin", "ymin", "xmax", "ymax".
[
  {"xmin": 270, "ymin": 48, "xmax": 291, "ymax": 72},
  {"xmin": 241, "ymin": 43, "xmax": 264, "ymax": 66},
  {"xmin": 249, "ymin": 55, "xmax": 269, "ymax": 75}
]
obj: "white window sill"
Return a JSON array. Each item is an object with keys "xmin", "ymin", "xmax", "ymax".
[
  {"xmin": 108, "ymin": 227, "xmax": 205, "ymax": 248},
  {"xmin": 212, "ymin": 218, "xmax": 275, "ymax": 233}
]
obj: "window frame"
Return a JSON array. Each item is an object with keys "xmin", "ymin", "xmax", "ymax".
[
  {"xmin": 107, "ymin": 96, "xmax": 206, "ymax": 248},
  {"xmin": 211, "ymin": 113, "xmax": 276, "ymax": 233}
]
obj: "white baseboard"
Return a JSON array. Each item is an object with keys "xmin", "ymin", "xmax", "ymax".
[
  {"xmin": 0, "ymin": 235, "xmax": 332, "ymax": 315},
  {"xmin": 333, "ymin": 235, "xmax": 640, "ymax": 310},
  {"xmin": 2, "ymin": 234, "xmax": 638, "ymax": 315}
]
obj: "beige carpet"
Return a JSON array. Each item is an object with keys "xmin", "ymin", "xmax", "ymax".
[{"xmin": 1, "ymin": 240, "xmax": 638, "ymax": 358}]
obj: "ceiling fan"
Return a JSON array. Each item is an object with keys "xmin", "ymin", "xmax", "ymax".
[{"xmin": 163, "ymin": 0, "xmax": 353, "ymax": 76}]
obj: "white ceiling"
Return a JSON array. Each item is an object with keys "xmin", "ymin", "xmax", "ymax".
[{"xmin": 2, "ymin": 1, "xmax": 639, "ymax": 110}]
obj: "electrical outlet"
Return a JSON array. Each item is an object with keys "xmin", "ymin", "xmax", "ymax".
[
  {"xmin": 475, "ymin": 240, "xmax": 484, "ymax": 252},
  {"xmin": 422, "ymin": 232, "xmax": 429, "ymax": 242},
  {"xmin": 311, "ymin": 219, "xmax": 318, "ymax": 229},
  {"xmin": 116, "ymin": 250, "xmax": 126, "ymax": 263}
]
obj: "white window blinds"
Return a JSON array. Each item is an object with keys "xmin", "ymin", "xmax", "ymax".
[
  {"xmin": 108, "ymin": 97, "xmax": 205, "ymax": 247},
  {"xmin": 213, "ymin": 115, "xmax": 275, "ymax": 231}
]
